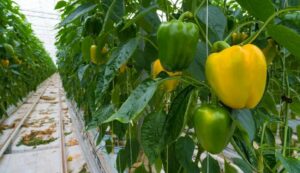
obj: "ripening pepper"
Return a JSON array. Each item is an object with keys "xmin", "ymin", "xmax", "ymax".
[
  {"xmin": 1, "ymin": 59, "xmax": 9, "ymax": 67},
  {"xmin": 90, "ymin": 44, "xmax": 109, "ymax": 65},
  {"xmin": 193, "ymin": 104, "xmax": 234, "ymax": 154},
  {"xmin": 90, "ymin": 44, "xmax": 98, "ymax": 64},
  {"xmin": 231, "ymin": 32, "xmax": 248, "ymax": 45},
  {"xmin": 206, "ymin": 43, "xmax": 267, "ymax": 109},
  {"xmin": 157, "ymin": 12, "xmax": 199, "ymax": 72},
  {"xmin": 152, "ymin": 59, "xmax": 181, "ymax": 92},
  {"xmin": 262, "ymin": 39, "xmax": 277, "ymax": 65}
]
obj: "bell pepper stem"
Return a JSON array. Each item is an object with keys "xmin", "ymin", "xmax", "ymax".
[
  {"xmin": 211, "ymin": 41, "xmax": 230, "ymax": 53},
  {"xmin": 178, "ymin": 11, "xmax": 193, "ymax": 21}
]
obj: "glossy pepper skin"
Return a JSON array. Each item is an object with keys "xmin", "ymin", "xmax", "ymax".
[
  {"xmin": 193, "ymin": 104, "xmax": 234, "ymax": 154},
  {"xmin": 206, "ymin": 44, "xmax": 267, "ymax": 109},
  {"xmin": 90, "ymin": 44, "xmax": 98, "ymax": 64},
  {"xmin": 157, "ymin": 19, "xmax": 199, "ymax": 72},
  {"xmin": 152, "ymin": 59, "xmax": 181, "ymax": 92}
]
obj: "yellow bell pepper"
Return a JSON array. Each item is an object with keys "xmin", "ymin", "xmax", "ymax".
[
  {"xmin": 152, "ymin": 59, "xmax": 181, "ymax": 92},
  {"xmin": 205, "ymin": 44, "xmax": 267, "ymax": 109}
]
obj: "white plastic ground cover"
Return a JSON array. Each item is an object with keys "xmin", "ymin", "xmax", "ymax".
[
  {"xmin": 0, "ymin": 74, "xmax": 89, "ymax": 173},
  {"xmin": 0, "ymin": 78, "xmax": 50, "ymax": 151}
]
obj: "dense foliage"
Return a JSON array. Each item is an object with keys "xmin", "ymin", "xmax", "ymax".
[
  {"xmin": 0, "ymin": 0, "xmax": 56, "ymax": 118},
  {"xmin": 56, "ymin": 0, "xmax": 300, "ymax": 172}
]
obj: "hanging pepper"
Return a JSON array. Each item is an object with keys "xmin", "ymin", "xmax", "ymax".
[
  {"xmin": 206, "ymin": 42, "xmax": 267, "ymax": 109},
  {"xmin": 262, "ymin": 39, "xmax": 277, "ymax": 65},
  {"xmin": 1, "ymin": 59, "xmax": 9, "ymax": 68},
  {"xmin": 152, "ymin": 59, "xmax": 181, "ymax": 92},
  {"xmin": 157, "ymin": 12, "xmax": 199, "ymax": 72},
  {"xmin": 193, "ymin": 104, "xmax": 235, "ymax": 154}
]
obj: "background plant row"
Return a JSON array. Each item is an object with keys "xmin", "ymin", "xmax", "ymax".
[{"xmin": 0, "ymin": 0, "xmax": 56, "ymax": 118}]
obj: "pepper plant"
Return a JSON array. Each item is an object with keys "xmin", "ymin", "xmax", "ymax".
[
  {"xmin": 0, "ymin": 0, "xmax": 56, "ymax": 119},
  {"xmin": 56, "ymin": 0, "xmax": 300, "ymax": 172}
]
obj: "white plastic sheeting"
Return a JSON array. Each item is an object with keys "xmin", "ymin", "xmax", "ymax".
[{"xmin": 13, "ymin": 0, "xmax": 60, "ymax": 64}]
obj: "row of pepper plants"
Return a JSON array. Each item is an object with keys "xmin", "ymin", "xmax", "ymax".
[
  {"xmin": 0, "ymin": 0, "xmax": 56, "ymax": 119},
  {"xmin": 56, "ymin": 0, "xmax": 300, "ymax": 172}
]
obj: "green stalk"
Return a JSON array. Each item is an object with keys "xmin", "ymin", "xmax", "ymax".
[
  {"xmin": 282, "ymin": 53, "xmax": 290, "ymax": 157},
  {"xmin": 241, "ymin": 7, "xmax": 300, "ymax": 45},
  {"xmin": 224, "ymin": 21, "xmax": 260, "ymax": 42}
]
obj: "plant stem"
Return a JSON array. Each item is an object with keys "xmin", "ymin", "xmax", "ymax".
[
  {"xmin": 138, "ymin": 35, "xmax": 158, "ymax": 50},
  {"xmin": 282, "ymin": 52, "xmax": 290, "ymax": 157},
  {"xmin": 178, "ymin": 11, "xmax": 193, "ymax": 21},
  {"xmin": 241, "ymin": 7, "xmax": 300, "ymax": 45},
  {"xmin": 230, "ymin": 138, "xmax": 257, "ymax": 171},
  {"xmin": 224, "ymin": 21, "xmax": 260, "ymax": 42}
]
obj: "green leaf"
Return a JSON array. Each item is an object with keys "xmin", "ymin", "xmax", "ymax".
[
  {"xmin": 104, "ymin": 79, "xmax": 161, "ymax": 123},
  {"xmin": 235, "ymin": 0, "xmax": 275, "ymax": 21},
  {"xmin": 297, "ymin": 125, "xmax": 300, "ymax": 142},
  {"xmin": 161, "ymin": 142, "xmax": 181, "ymax": 173},
  {"xmin": 135, "ymin": 165, "xmax": 148, "ymax": 173},
  {"xmin": 259, "ymin": 91, "xmax": 278, "ymax": 115},
  {"xmin": 231, "ymin": 109, "xmax": 256, "ymax": 141},
  {"xmin": 141, "ymin": 111, "xmax": 166, "ymax": 164},
  {"xmin": 268, "ymin": 25, "xmax": 300, "ymax": 58},
  {"xmin": 95, "ymin": 38, "xmax": 138, "ymax": 98},
  {"xmin": 77, "ymin": 64, "xmax": 89, "ymax": 83},
  {"xmin": 55, "ymin": 0, "xmax": 67, "ymax": 10},
  {"xmin": 59, "ymin": 2, "xmax": 97, "ymax": 26},
  {"xmin": 122, "ymin": 5, "xmax": 158, "ymax": 31},
  {"xmin": 202, "ymin": 155, "xmax": 221, "ymax": 173},
  {"xmin": 116, "ymin": 149, "xmax": 127, "ymax": 172},
  {"xmin": 136, "ymin": 7, "xmax": 161, "ymax": 34},
  {"xmin": 81, "ymin": 36, "xmax": 93, "ymax": 62},
  {"xmin": 87, "ymin": 104, "xmax": 115, "ymax": 129},
  {"xmin": 175, "ymin": 136, "xmax": 200, "ymax": 173},
  {"xmin": 232, "ymin": 158, "xmax": 252, "ymax": 173},
  {"xmin": 164, "ymin": 86, "xmax": 194, "ymax": 144},
  {"xmin": 105, "ymin": 139, "xmax": 113, "ymax": 153},
  {"xmin": 197, "ymin": 5, "xmax": 227, "ymax": 40},
  {"xmin": 276, "ymin": 152, "xmax": 300, "ymax": 172},
  {"xmin": 291, "ymin": 100, "xmax": 300, "ymax": 115},
  {"xmin": 225, "ymin": 160, "xmax": 238, "ymax": 173},
  {"xmin": 100, "ymin": 0, "xmax": 124, "ymax": 34}
]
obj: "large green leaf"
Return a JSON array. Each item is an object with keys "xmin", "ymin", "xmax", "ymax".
[
  {"xmin": 81, "ymin": 36, "xmax": 93, "ymax": 62},
  {"xmin": 235, "ymin": 0, "xmax": 275, "ymax": 21},
  {"xmin": 102, "ymin": 0, "xmax": 124, "ymax": 31},
  {"xmin": 95, "ymin": 38, "xmax": 138, "ymax": 99},
  {"xmin": 55, "ymin": 0, "xmax": 67, "ymax": 10},
  {"xmin": 104, "ymin": 79, "xmax": 161, "ymax": 123},
  {"xmin": 161, "ymin": 142, "xmax": 181, "ymax": 173},
  {"xmin": 59, "ymin": 2, "xmax": 97, "ymax": 26},
  {"xmin": 164, "ymin": 86, "xmax": 194, "ymax": 144},
  {"xmin": 202, "ymin": 155, "xmax": 221, "ymax": 173},
  {"xmin": 268, "ymin": 24, "xmax": 300, "ymax": 58},
  {"xmin": 276, "ymin": 152, "xmax": 300, "ymax": 172},
  {"xmin": 122, "ymin": 4, "xmax": 158, "ymax": 31},
  {"xmin": 232, "ymin": 158, "xmax": 252, "ymax": 173},
  {"xmin": 231, "ymin": 109, "xmax": 256, "ymax": 141},
  {"xmin": 141, "ymin": 111, "xmax": 166, "ymax": 164},
  {"xmin": 175, "ymin": 136, "xmax": 200, "ymax": 173},
  {"xmin": 197, "ymin": 5, "xmax": 227, "ymax": 40}
]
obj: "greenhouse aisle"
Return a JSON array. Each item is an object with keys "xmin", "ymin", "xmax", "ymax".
[{"xmin": 0, "ymin": 74, "xmax": 89, "ymax": 173}]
